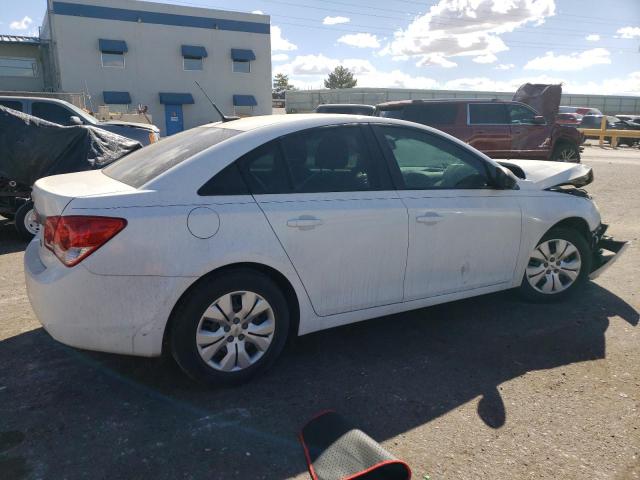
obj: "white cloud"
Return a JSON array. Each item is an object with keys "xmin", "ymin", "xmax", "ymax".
[
  {"xmin": 277, "ymin": 54, "xmax": 376, "ymax": 76},
  {"xmin": 323, "ymin": 16, "xmax": 350, "ymax": 25},
  {"xmin": 10, "ymin": 15, "xmax": 32, "ymax": 30},
  {"xmin": 473, "ymin": 53, "xmax": 498, "ymax": 64},
  {"xmin": 271, "ymin": 26, "xmax": 297, "ymax": 52},
  {"xmin": 337, "ymin": 33, "xmax": 380, "ymax": 48},
  {"xmin": 381, "ymin": 0, "xmax": 555, "ymax": 68},
  {"xmin": 251, "ymin": 10, "xmax": 264, "ymax": 14},
  {"xmin": 495, "ymin": 63, "xmax": 515, "ymax": 70},
  {"xmin": 585, "ymin": 34, "xmax": 600, "ymax": 41},
  {"xmin": 524, "ymin": 48, "xmax": 610, "ymax": 71},
  {"xmin": 616, "ymin": 26, "xmax": 640, "ymax": 39},
  {"xmin": 416, "ymin": 53, "xmax": 457, "ymax": 68},
  {"xmin": 272, "ymin": 53, "xmax": 289, "ymax": 62}
]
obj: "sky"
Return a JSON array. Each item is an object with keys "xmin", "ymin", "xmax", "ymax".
[{"xmin": 2, "ymin": 0, "xmax": 639, "ymax": 94}]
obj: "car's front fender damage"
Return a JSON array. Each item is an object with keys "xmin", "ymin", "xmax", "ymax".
[{"xmin": 589, "ymin": 224, "xmax": 630, "ymax": 280}]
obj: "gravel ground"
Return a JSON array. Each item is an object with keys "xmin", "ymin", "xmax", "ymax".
[{"xmin": 0, "ymin": 144, "xmax": 638, "ymax": 480}]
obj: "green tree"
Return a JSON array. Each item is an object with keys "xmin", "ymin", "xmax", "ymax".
[
  {"xmin": 272, "ymin": 73, "xmax": 295, "ymax": 99},
  {"xmin": 324, "ymin": 66, "xmax": 357, "ymax": 89}
]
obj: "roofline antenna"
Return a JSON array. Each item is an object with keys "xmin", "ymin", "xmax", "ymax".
[{"xmin": 194, "ymin": 81, "xmax": 237, "ymax": 123}]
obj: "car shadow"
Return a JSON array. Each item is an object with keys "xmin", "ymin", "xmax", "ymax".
[
  {"xmin": 0, "ymin": 217, "xmax": 28, "ymax": 255},
  {"xmin": 0, "ymin": 283, "xmax": 637, "ymax": 479}
]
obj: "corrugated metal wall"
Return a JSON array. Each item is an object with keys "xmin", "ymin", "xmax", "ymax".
[{"xmin": 286, "ymin": 88, "xmax": 640, "ymax": 115}]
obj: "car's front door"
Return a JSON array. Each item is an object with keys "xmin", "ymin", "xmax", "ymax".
[
  {"xmin": 243, "ymin": 124, "xmax": 408, "ymax": 317},
  {"xmin": 373, "ymin": 124, "xmax": 522, "ymax": 300},
  {"xmin": 466, "ymin": 103, "xmax": 512, "ymax": 158},
  {"xmin": 507, "ymin": 104, "xmax": 552, "ymax": 159}
]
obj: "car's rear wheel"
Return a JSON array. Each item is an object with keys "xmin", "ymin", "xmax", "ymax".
[
  {"xmin": 15, "ymin": 201, "xmax": 39, "ymax": 240},
  {"xmin": 170, "ymin": 269, "xmax": 290, "ymax": 385},
  {"xmin": 518, "ymin": 227, "xmax": 592, "ymax": 302},
  {"xmin": 551, "ymin": 142, "xmax": 580, "ymax": 162}
]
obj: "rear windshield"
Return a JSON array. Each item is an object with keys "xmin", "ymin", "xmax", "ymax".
[
  {"xmin": 103, "ymin": 126, "xmax": 241, "ymax": 187},
  {"xmin": 378, "ymin": 108, "xmax": 404, "ymax": 119}
]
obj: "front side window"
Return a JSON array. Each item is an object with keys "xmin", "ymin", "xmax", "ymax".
[
  {"xmin": 508, "ymin": 104, "xmax": 538, "ymax": 124},
  {"xmin": 233, "ymin": 60, "xmax": 251, "ymax": 73},
  {"xmin": 31, "ymin": 102, "xmax": 75, "ymax": 125},
  {"xmin": 183, "ymin": 57, "xmax": 203, "ymax": 71},
  {"xmin": 280, "ymin": 125, "xmax": 380, "ymax": 193},
  {"xmin": 102, "ymin": 52, "xmax": 125, "ymax": 68},
  {"xmin": 404, "ymin": 103, "xmax": 458, "ymax": 125},
  {"xmin": 468, "ymin": 103, "xmax": 508, "ymax": 125},
  {"xmin": 0, "ymin": 57, "xmax": 38, "ymax": 77},
  {"xmin": 377, "ymin": 125, "xmax": 491, "ymax": 190}
]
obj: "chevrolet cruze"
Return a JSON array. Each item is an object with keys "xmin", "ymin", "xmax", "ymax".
[{"xmin": 25, "ymin": 114, "xmax": 627, "ymax": 384}]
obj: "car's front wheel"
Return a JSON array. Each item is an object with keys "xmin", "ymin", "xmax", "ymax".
[
  {"xmin": 170, "ymin": 269, "xmax": 290, "ymax": 385},
  {"xmin": 518, "ymin": 227, "xmax": 592, "ymax": 302}
]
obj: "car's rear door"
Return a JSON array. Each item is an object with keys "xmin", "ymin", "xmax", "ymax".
[
  {"xmin": 466, "ymin": 103, "xmax": 511, "ymax": 158},
  {"xmin": 507, "ymin": 103, "xmax": 551, "ymax": 159},
  {"xmin": 245, "ymin": 124, "xmax": 408, "ymax": 317},
  {"xmin": 373, "ymin": 124, "xmax": 522, "ymax": 300}
]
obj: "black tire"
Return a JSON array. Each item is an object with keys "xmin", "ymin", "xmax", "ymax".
[
  {"xmin": 518, "ymin": 227, "xmax": 592, "ymax": 303},
  {"xmin": 170, "ymin": 268, "xmax": 290, "ymax": 386},
  {"xmin": 15, "ymin": 201, "xmax": 39, "ymax": 241},
  {"xmin": 550, "ymin": 142, "xmax": 580, "ymax": 162}
]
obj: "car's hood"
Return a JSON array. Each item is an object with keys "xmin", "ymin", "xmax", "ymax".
[
  {"xmin": 100, "ymin": 120, "xmax": 159, "ymax": 132},
  {"xmin": 500, "ymin": 160, "xmax": 593, "ymax": 191}
]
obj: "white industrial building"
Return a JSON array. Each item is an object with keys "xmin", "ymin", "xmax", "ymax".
[{"xmin": 1, "ymin": 0, "xmax": 272, "ymax": 135}]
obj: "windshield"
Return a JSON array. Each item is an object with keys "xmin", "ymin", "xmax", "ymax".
[
  {"xmin": 66, "ymin": 102, "xmax": 99, "ymax": 125},
  {"xmin": 103, "ymin": 126, "xmax": 241, "ymax": 187}
]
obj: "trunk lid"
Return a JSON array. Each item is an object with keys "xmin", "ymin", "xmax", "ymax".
[{"xmin": 32, "ymin": 170, "xmax": 136, "ymax": 218}]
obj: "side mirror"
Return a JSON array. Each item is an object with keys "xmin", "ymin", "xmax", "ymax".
[
  {"xmin": 68, "ymin": 116, "xmax": 82, "ymax": 125},
  {"xmin": 532, "ymin": 115, "xmax": 546, "ymax": 125},
  {"xmin": 493, "ymin": 166, "xmax": 519, "ymax": 190}
]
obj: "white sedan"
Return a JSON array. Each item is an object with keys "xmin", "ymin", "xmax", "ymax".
[{"xmin": 25, "ymin": 114, "xmax": 627, "ymax": 384}]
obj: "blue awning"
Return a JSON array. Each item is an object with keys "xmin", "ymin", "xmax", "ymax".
[
  {"xmin": 181, "ymin": 45, "xmax": 208, "ymax": 58},
  {"xmin": 159, "ymin": 92, "xmax": 194, "ymax": 104},
  {"xmin": 99, "ymin": 39, "xmax": 128, "ymax": 53},
  {"xmin": 233, "ymin": 95, "xmax": 257, "ymax": 107},
  {"xmin": 103, "ymin": 91, "xmax": 131, "ymax": 104},
  {"xmin": 231, "ymin": 49, "xmax": 255, "ymax": 61}
]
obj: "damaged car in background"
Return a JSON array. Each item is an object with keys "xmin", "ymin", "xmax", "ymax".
[
  {"xmin": 0, "ymin": 105, "xmax": 141, "ymax": 239},
  {"xmin": 24, "ymin": 114, "xmax": 628, "ymax": 385}
]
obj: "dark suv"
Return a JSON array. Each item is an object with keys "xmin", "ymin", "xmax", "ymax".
[{"xmin": 376, "ymin": 99, "xmax": 583, "ymax": 162}]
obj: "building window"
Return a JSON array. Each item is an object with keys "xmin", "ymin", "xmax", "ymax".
[
  {"xmin": 101, "ymin": 52, "xmax": 125, "ymax": 68},
  {"xmin": 0, "ymin": 57, "xmax": 38, "ymax": 77},
  {"xmin": 183, "ymin": 57, "xmax": 203, "ymax": 71},
  {"xmin": 232, "ymin": 60, "xmax": 251, "ymax": 73}
]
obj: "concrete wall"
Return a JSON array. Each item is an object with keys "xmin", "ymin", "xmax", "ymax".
[
  {"xmin": 50, "ymin": 0, "xmax": 271, "ymax": 135},
  {"xmin": 286, "ymin": 88, "xmax": 640, "ymax": 115},
  {"xmin": 0, "ymin": 44, "xmax": 45, "ymax": 92}
]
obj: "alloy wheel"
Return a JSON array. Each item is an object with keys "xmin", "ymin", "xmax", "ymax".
[
  {"xmin": 195, "ymin": 290, "xmax": 275, "ymax": 372},
  {"xmin": 558, "ymin": 148, "xmax": 577, "ymax": 161},
  {"xmin": 526, "ymin": 238, "xmax": 582, "ymax": 294}
]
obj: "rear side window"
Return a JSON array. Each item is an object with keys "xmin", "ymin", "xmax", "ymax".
[
  {"xmin": 104, "ymin": 127, "xmax": 241, "ymax": 188},
  {"xmin": 280, "ymin": 125, "xmax": 380, "ymax": 193},
  {"xmin": 31, "ymin": 102, "xmax": 74, "ymax": 125},
  {"xmin": 198, "ymin": 163, "xmax": 248, "ymax": 196},
  {"xmin": 237, "ymin": 141, "xmax": 291, "ymax": 195},
  {"xmin": 468, "ymin": 104, "xmax": 508, "ymax": 124},
  {"xmin": 0, "ymin": 100, "xmax": 23, "ymax": 111},
  {"xmin": 404, "ymin": 103, "xmax": 458, "ymax": 125}
]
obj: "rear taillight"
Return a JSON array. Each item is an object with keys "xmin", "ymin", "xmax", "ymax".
[{"xmin": 43, "ymin": 216, "xmax": 127, "ymax": 267}]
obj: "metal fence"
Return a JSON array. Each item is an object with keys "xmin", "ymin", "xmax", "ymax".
[{"xmin": 286, "ymin": 88, "xmax": 640, "ymax": 115}]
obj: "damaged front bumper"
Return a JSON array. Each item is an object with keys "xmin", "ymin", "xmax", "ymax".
[{"xmin": 589, "ymin": 224, "xmax": 630, "ymax": 280}]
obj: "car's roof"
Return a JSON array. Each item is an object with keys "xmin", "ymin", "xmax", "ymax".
[
  {"xmin": 212, "ymin": 113, "xmax": 387, "ymax": 132},
  {"xmin": 315, "ymin": 104, "xmax": 375, "ymax": 108},
  {"xmin": 376, "ymin": 98, "xmax": 512, "ymax": 108},
  {"xmin": 0, "ymin": 95, "xmax": 73, "ymax": 106}
]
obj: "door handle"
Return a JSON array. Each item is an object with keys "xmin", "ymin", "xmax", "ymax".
[
  {"xmin": 416, "ymin": 212, "xmax": 443, "ymax": 225},
  {"xmin": 287, "ymin": 216, "xmax": 323, "ymax": 230}
]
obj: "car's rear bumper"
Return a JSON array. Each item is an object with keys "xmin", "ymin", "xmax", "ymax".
[
  {"xmin": 24, "ymin": 240, "xmax": 193, "ymax": 357},
  {"xmin": 589, "ymin": 226, "xmax": 630, "ymax": 279}
]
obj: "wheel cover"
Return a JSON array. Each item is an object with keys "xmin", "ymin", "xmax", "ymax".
[
  {"xmin": 195, "ymin": 290, "xmax": 276, "ymax": 372},
  {"xmin": 24, "ymin": 208, "xmax": 40, "ymax": 235},
  {"xmin": 526, "ymin": 238, "xmax": 582, "ymax": 294},
  {"xmin": 559, "ymin": 148, "xmax": 576, "ymax": 161}
]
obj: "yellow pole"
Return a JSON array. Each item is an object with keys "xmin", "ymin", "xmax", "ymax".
[{"xmin": 599, "ymin": 116, "xmax": 607, "ymax": 147}]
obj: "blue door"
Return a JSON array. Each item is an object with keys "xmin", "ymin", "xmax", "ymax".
[{"xmin": 164, "ymin": 104, "xmax": 184, "ymax": 136}]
